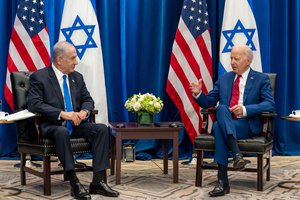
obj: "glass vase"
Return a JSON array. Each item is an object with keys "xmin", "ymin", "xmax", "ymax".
[{"xmin": 137, "ymin": 111, "xmax": 153, "ymax": 125}]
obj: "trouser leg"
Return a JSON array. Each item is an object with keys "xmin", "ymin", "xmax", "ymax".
[
  {"xmin": 44, "ymin": 126, "xmax": 75, "ymax": 171},
  {"xmin": 72, "ymin": 123, "xmax": 110, "ymax": 173}
]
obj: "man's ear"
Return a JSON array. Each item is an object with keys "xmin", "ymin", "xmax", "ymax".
[{"xmin": 57, "ymin": 55, "xmax": 62, "ymax": 65}]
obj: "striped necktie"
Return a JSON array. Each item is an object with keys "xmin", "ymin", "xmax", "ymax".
[{"xmin": 62, "ymin": 75, "xmax": 73, "ymax": 135}]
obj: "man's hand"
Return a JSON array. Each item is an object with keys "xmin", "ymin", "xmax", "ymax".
[
  {"xmin": 230, "ymin": 105, "xmax": 243, "ymax": 117},
  {"xmin": 77, "ymin": 110, "xmax": 88, "ymax": 121},
  {"xmin": 60, "ymin": 111, "xmax": 82, "ymax": 126},
  {"xmin": 189, "ymin": 78, "xmax": 203, "ymax": 96}
]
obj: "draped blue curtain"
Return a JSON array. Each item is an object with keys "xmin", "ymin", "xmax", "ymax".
[{"xmin": 0, "ymin": 0, "xmax": 300, "ymax": 158}]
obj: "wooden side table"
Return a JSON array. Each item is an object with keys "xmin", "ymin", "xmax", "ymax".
[
  {"xmin": 278, "ymin": 116, "xmax": 300, "ymax": 190},
  {"xmin": 109, "ymin": 122, "xmax": 182, "ymax": 185}
]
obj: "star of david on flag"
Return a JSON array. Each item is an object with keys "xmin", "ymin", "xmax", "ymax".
[
  {"xmin": 222, "ymin": 19, "xmax": 256, "ymax": 53},
  {"xmin": 61, "ymin": 16, "xmax": 97, "ymax": 60},
  {"xmin": 59, "ymin": 0, "xmax": 108, "ymax": 124},
  {"xmin": 218, "ymin": 0, "xmax": 263, "ymax": 74}
]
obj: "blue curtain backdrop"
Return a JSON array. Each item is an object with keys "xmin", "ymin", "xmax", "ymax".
[{"xmin": 0, "ymin": 0, "xmax": 299, "ymax": 158}]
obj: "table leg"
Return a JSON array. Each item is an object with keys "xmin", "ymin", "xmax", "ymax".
[
  {"xmin": 116, "ymin": 134, "xmax": 122, "ymax": 185},
  {"xmin": 163, "ymin": 139, "xmax": 168, "ymax": 174},
  {"xmin": 173, "ymin": 132, "xmax": 179, "ymax": 183},
  {"xmin": 110, "ymin": 135, "xmax": 115, "ymax": 175}
]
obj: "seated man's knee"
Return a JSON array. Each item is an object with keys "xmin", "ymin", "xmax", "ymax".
[
  {"xmin": 95, "ymin": 124, "xmax": 109, "ymax": 138},
  {"xmin": 53, "ymin": 126, "xmax": 69, "ymax": 139}
]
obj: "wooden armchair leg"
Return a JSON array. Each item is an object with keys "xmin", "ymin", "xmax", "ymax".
[
  {"xmin": 257, "ymin": 154, "xmax": 263, "ymax": 191},
  {"xmin": 195, "ymin": 150, "xmax": 203, "ymax": 187},
  {"xmin": 20, "ymin": 153, "xmax": 26, "ymax": 185},
  {"xmin": 266, "ymin": 152, "xmax": 271, "ymax": 181},
  {"xmin": 44, "ymin": 156, "xmax": 51, "ymax": 196}
]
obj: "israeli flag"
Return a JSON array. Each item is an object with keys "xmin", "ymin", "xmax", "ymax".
[
  {"xmin": 59, "ymin": 0, "xmax": 108, "ymax": 124},
  {"xmin": 219, "ymin": 0, "xmax": 262, "ymax": 75}
]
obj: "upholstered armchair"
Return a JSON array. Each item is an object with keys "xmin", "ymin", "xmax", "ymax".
[
  {"xmin": 10, "ymin": 71, "xmax": 95, "ymax": 195},
  {"xmin": 194, "ymin": 73, "xmax": 277, "ymax": 191}
]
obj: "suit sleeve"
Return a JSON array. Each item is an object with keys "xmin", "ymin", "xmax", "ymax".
[
  {"xmin": 27, "ymin": 73, "xmax": 62, "ymax": 122},
  {"xmin": 194, "ymin": 79, "xmax": 220, "ymax": 109},
  {"xmin": 245, "ymin": 74, "xmax": 275, "ymax": 117}
]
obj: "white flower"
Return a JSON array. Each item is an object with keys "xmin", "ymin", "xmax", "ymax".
[
  {"xmin": 133, "ymin": 102, "xmax": 141, "ymax": 111},
  {"xmin": 125, "ymin": 93, "xmax": 164, "ymax": 114},
  {"xmin": 154, "ymin": 102, "xmax": 161, "ymax": 110}
]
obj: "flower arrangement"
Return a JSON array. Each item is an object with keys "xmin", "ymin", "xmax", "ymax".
[{"xmin": 125, "ymin": 93, "xmax": 164, "ymax": 114}]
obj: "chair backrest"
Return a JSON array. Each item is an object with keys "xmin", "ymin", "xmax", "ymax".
[
  {"xmin": 266, "ymin": 73, "xmax": 277, "ymax": 97},
  {"xmin": 10, "ymin": 71, "xmax": 35, "ymax": 141},
  {"xmin": 10, "ymin": 71, "xmax": 33, "ymax": 112}
]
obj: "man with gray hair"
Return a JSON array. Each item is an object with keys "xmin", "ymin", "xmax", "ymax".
[
  {"xmin": 190, "ymin": 45, "xmax": 275, "ymax": 197},
  {"xmin": 27, "ymin": 41, "xmax": 119, "ymax": 199}
]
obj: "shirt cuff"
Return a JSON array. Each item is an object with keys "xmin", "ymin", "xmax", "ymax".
[
  {"xmin": 193, "ymin": 91, "xmax": 202, "ymax": 99},
  {"xmin": 242, "ymin": 105, "xmax": 247, "ymax": 117}
]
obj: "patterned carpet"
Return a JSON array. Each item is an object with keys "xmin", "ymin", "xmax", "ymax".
[{"xmin": 0, "ymin": 156, "xmax": 299, "ymax": 199}]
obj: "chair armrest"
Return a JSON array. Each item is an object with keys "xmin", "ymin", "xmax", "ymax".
[
  {"xmin": 261, "ymin": 112, "xmax": 277, "ymax": 138},
  {"xmin": 33, "ymin": 113, "xmax": 42, "ymax": 142},
  {"xmin": 200, "ymin": 108, "xmax": 215, "ymax": 134},
  {"xmin": 201, "ymin": 108, "xmax": 216, "ymax": 115},
  {"xmin": 89, "ymin": 110, "xmax": 98, "ymax": 123},
  {"xmin": 262, "ymin": 112, "xmax": 277, "ymax": 117}
]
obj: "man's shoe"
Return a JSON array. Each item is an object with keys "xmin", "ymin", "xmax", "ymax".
[
  {"xmin": 89, "ymin": 180, "xmax": 120, "ymax": 197},
  {"xmin": 233, "ymin": 153, "xmax": 246, "ymax": 170},
  {"xmin": 208, "ymin": 180, "xmax": 230, "ymax": 197},
  {"xmin": 70, "ymin": 182, "xmax": 91, "ymax": 200}
]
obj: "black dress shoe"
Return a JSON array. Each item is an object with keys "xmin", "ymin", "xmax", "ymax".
[
  {"xmin": 209, "ymin": 180, "xmax": 230, "ymax": 197},
  {"xmin": 89, "ymin": 180, "xmax": 119, "ymax": 197},
  {"xmin": 233, "ymin": 153, "xmax": 246, "ymax": 170},
  {"xmin": 71, "ymin": 182, "xmax": 91, "ymax": 200}
]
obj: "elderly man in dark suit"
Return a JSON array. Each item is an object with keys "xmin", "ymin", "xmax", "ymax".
[
  {"xmin": 190, "ymin": 45, "xmax": 275, "ymax": 197},
  {"xmin": 27, "ymin": 41, "xmax": 119, "ymax": 199}
]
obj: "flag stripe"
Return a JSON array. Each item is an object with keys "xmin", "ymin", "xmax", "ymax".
[
  {"xmin": 166, "ymin": 80, "xmax": 201, "ymax": 139},
  {"xmin": 174, "ymin": 29, "xmax": 201, "ymax": 80},
  {"xmin": 33, "ymin": 31, "xmax": 51, "ymax": 66},
  {"xmin": 167, "ymin": 74, "xmax": 201, "ymax": 136},
  {"xmin": 167, "ymin": 0, "xmax": 213, "ymax": 141},
  {"xmin": 174, "ymin": 32, "xmax": 210, "ymax": 95},
  {"xmin": 14, "ymin": 17, "xmax": 48, "ymax": 69},
  {"xmin": 195, "ymin": 34, "xmax": 213, "ymax": 78},
  {"xmin": 5, "ymin": 0, "xmax": 51, "ymax": 110},
  {"xmin": 178, "ymin": 19, "xmax": 213, "ymax": 91},
  {"xmin": 11, "ymin": 28, "xmax": 38, "ymax": 71},
  {"xmin": 170, "ymin": 53, "xmax": 203, "ymax": 121}
]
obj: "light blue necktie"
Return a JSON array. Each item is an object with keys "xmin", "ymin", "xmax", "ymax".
[{"xmin": 62, "ymin": 75, "xmax": 73, "ymax": 135}]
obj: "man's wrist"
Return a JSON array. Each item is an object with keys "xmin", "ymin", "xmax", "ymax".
[{"xmin": 82, "ymin": 109, "xmax": 90, "ymax": 118}]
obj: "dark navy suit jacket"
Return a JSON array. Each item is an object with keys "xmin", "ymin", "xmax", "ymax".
[
  {"xmin": 195, "ymin": 69, "xmax": 275, "ymax": 134},
  {"xmin": 27, "ymin": 66, "xmax": 94, "ymax": 135}
]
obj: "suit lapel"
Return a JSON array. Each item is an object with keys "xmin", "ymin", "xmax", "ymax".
[
  {"xmin": 48, "ymin": 67, "xmax": 65, "ymax": 109},
  {"xmin": 243, "ymin": 69, "xmax": 255, "ymax": 103}
]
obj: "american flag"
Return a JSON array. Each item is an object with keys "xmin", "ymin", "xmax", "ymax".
[
  {"xmin": 166, "ymin": 0, "xmax": 213, "ymax": 141},
  {"xmin": 4, "ymin": 0, "xmax": 50, "ymax": 110}
]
